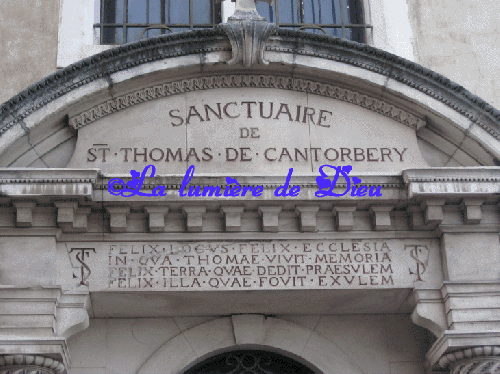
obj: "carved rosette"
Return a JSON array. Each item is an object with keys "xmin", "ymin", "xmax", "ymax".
[
  {"xmin": 438, "ymin": 347, "xmax": 500, "ymax": 374},
  {"xmin": 0, "ymin": 356, "xmax": 65, "ymax": 374}
]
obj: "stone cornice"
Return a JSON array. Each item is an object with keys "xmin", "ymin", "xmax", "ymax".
[
  {"xmin": 68, "ymin": 74, "xmax": 426, "ymax": 130},
  {"xmin": 403, "ymin": 168, "xmax": 500, "ymax": 182},
  {"xmin": 403, "ymin": 168, "xmax": 500, "ymax": 198},
  {"xmin": 1, "ymin": 168, "xmax": 500, "ymax": 202},
  {"xmin": 0, "ymin": 28, "xmax": 499, "ymax": 141},
  {"xmin": 0, "ymin": 169, "xmax": 99, "ymax": 184},
  {"xmin": 0, "ymin": 169, "xmax": 99, "ymax": 200}
]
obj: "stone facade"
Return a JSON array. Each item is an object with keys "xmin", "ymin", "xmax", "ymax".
[{"xmin": 0, "ymin": 1, "xmax": 499, "ymax": 373}]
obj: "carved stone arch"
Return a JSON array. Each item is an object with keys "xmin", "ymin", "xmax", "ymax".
[
  {"xmin": 136, "ymin": 315, "xmax": 364, "ymax": 374},
  {"xmin": 1, "ymin": 28, "xmax": 499, "ymax": 170}
]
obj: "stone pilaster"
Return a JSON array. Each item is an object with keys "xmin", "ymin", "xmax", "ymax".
[{"xmin": 0, "ymin": 355, "xmax": 65, "ymax": 374}]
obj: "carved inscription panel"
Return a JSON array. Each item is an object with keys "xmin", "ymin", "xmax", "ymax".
[
  {"xmin": 63, "ymin": 239, "xmax": 442, "ymax": 291},
  {"xmin": 66, "ymin": 86, "xmax": 428, "ymax": 174}
]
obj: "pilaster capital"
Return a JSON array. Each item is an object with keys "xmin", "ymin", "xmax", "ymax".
[
  {"xmin": 0, "ymin": 355, "xmax": 65, "ymax": 374},
  {"xmin": 427, "ymin": 331, "xmax": 500, "ymax": 372},
  {"xmin": 441, "ymin": 347, "xmax": 500, "ymax": 374}
]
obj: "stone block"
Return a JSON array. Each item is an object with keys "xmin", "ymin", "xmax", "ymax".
[
  {"xmin": 295, "ymin": 205, "xmax": 320, "ymax": 232},
  {"xmin": 221, "ymin": 206, "xmax": 245, "ymax": 232},
  {"xmin": 258, "ymin": 206, "xmax": 282, "ymax": 232},
  {"xmin": 105, "ymin": 206, "xmax": 130, "ymax": 233},
  {"xmin": 144, "ymin": 206, "xmax": 169, "ymax": 232},
  {"xmin": 370, "ymin": 205, "xmax": 393, "ymax": 230},
  {"xmin": 332, "ymin": 206, "xmax": 356, "ymax": 231},
  {"xmin": 182, "ymin": 206, "xmax": 206, "ymax": 232},
  {"xmin": 460, "ymin": 198, "xmax": 484, "ymax": 225},
  {"xmin": 13, "ymin": 202, "xmax": 36, "ymax": 228},
  {"xmin": 420, "ymin": 199, "xmax": 445, "ymax": 226}
]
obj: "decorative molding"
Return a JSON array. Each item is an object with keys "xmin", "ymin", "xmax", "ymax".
[
  {"xmin": 68, "ymin": 74, "xmax": 425, "ymax": 130},
  {"xmin": 451, "ymin": 357, "xmax": 500, "ymax": 374},
  {"xmin": 220, "ymin": 13, "xmax": 277, "ymax": 67},
  {"xmin": 438, "ymin": 347, "xmax": 500, "ymax": 371},
  {"xmin": 1, "ymin": 28, "xmax": 499, "ymax": 142},
  {"xmin": 0, "ymin": 355, "xmax": 65, "ymax": 374}
]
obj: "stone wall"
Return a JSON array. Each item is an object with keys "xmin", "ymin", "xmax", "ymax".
[
  {"xmin": 0, "ymin": 0, "xmax": 59, "ymax": 104},
  {"xmin": 408, "ymin": 0, "xmax": 500, "ymax": 109}
]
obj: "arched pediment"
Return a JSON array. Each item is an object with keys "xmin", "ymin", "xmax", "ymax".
[
  {"xmin": 0, "ymin": 28, "xmax": 499, "ymax": 171},
  {"xmin": 135, "ymin": 315, "xmax": 363, "ymax": 374}
]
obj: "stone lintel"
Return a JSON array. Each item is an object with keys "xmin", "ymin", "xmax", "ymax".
[
  {"xmin": 460, "ymin": 198, "xmax": 484, "ymax": 225},
  {"xmin": 420, "ymin": 199, "xmax": 446, "ymax": 227},
  {"xmin": 369, "ymin": 205, "xmax": 393, "ymax": 230},
  {"xmin": 144, "ymin": 206, "xmax": 170, "ymax": 232},
  {"xmin": 12, "ymin": 201, "xmax": 37, "ymax": 228},
  {"xmin": 221, "ymin": 206, "xmax": 245, "ymax": 232},
  {"xmin": 332, "ymin": 206, "xmax": 356, "ymax": 231},
  {"xmin": 258, "ymin": 206, "xmax": 282, "ymax": 232},
  {"xmin": 182, "ymin": 206, "xmax": 206, "ymax": 232},
  {"xmin": 295, "ymin": 205, "xmax": 320, "ymax": 232},
  {"xmin": 105, "ymin": 206, "xmax": 130, "ymax": 233}
]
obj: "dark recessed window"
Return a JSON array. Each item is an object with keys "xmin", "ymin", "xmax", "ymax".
[
  {"xmin": 184, "ymin": 350, "xmax": 317, "ymax": 374},
  {"xmin": 257, "ymin": 0, "xmax": 368, "ymax": 43},
  {"xmin": 94, "ymin": 0, "xmax": 222, "ymax": 45},
  {"xmin": 93, "ymin": 0, "xmax": 369, "ymax": 45}
]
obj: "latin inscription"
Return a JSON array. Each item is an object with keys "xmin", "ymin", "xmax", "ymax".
[{"xmin": 102, "ymin": 240, "xmax": 434, "ymax": 291}]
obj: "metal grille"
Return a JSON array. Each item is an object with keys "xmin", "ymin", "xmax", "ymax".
[
  {"xmin": 256, "ymin": 0, "xmax": 370, "ymax": 42},
  {"xmin": 94, "ymin": 0, "xmax": 222, "ymax": 45},
  {"xmin": 184, "ymin": 350, "xmax": 316, "ymax": 374},
  {"xmin": 93, "ymin": 0, "xmax": 371, "ymax": 45}
]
